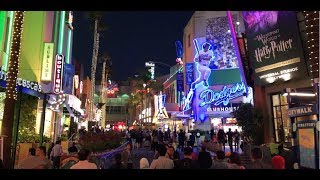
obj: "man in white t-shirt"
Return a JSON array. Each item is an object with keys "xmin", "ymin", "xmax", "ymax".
[
  {"xmin": 70, "ymin": 149, "xmax": 97, "ymax": 169},
  {"xmin": 191, "ymin": 42, "xmax": 214, "ymax": 89}
]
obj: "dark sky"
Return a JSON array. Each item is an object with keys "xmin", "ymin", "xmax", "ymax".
[{"xmin": 73, "ymin": 11, "xmax": 194, "ymax": 81}]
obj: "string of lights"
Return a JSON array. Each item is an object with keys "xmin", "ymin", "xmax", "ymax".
[
  {"xmin": 6, "ymin": 11, "xmax": 25, "ymax": 100},
  {"xmin": 303, "ymin": 11, "xmax": 319, "ymax": 85}
]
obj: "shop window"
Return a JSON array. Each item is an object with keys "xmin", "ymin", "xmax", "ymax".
[{"xmin": 271, "ymin": 94, "xmax": 290, "ymax": 142}]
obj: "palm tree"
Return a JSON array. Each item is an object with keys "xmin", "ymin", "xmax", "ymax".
[
  {"xmin": 86, "ymin": 11, "xmax": 106, "ymax": 122},
  {"xmin": 98, "ymin": 52, "xmax": 111, "ymax": 128},
  {"xmin": 128, "ymin": 71, "xmax": 163, "ymax": 126},
  {"xmin": 1, "ymin": 11, "xmax": 25, "ymax": 169},
  {"xmin": 127, "ymin": 92, "xmax": 141, "ymax": 126}
]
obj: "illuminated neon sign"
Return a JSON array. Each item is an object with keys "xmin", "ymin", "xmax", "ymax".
[
  {"xmin": 153, "ymin": 91, "xmax": 169, "ymax": 121},
  {"xmin": 199, "ymin": 82, "xmax": 247, "ymax": 107},
  {"xmin": 53, "ymin": 54, "xmax": 64, "ymax": 94},
  {"xmin": 145, "ymin": 61, "xmax": 155, "ymax": 80},
  {"xmin": 0, "ymin": 70, "xmax": 42, "ymax": 92}
]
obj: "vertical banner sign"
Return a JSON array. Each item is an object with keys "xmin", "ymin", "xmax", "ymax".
[
  {"xmin": 63, "ymin": 64, "xmax": 75, "ymax": 95},
  {"xmin": 176, "ymin": 72, "xmax": 184, "ymax": 91},
  {"xmin": 53, "ymin": 54, "xmax": 64, "ymax": 94},
  {"xmin": 185, "ymin": 63, "xmax": 194, "ymax": 84},
  {"xmin": 243, "ymin": 11, "xmax": 307, "ymax": 85},
  {"xmin": 41, "ymin": 43, "xmax": 54, "ymax": 81},
  {"xmin": 63, "ymin": 64, "xmax": 74, "ymax": 94}
]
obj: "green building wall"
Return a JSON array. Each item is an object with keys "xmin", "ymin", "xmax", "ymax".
[
  {"xmin": 0, "ymin": 11, "xmax": 6, "ymax": 67},
  {"xmin": 19, "ymin": 11, "xmax": 46, "ymax": 82}
]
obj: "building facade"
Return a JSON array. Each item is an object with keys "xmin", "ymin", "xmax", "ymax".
[{"xmin": 182, "ymin": 11, "xmax": 252, "ymax": 132}]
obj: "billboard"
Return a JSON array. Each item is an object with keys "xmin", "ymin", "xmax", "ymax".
[
  {"xmin": 205, "ymin": 15, "xmax": 239, "ymax": 70},
  {"xmin": 243, "ymin": 11, "xmax": 307, "ymax": 85},
  {"xmin": 63, "ymin": 64, "xmax": 75, "ymax": 95},
  {"xmin": 183, "ymin": 14, "xmax": 252, "ymax": 123}
]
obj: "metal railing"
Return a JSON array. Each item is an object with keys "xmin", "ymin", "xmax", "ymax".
[{"xmin": 97, "ymin": 141, "xmax": 129, "ymax": 169}]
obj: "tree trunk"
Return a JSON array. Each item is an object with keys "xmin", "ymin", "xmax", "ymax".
[
  {"xmin": 1, "ymin": 11, "xmax": 25, "ymax": 169},
  {"xmin": 101, "ymin": 61, "xmax": 106, "ymax": 128},
  {"xmin": 89, "ymin": 19, "xmax": 100, "ymax": 122}
]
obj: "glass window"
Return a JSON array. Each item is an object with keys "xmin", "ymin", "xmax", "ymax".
[
  {"xmin": 271, "ymin": 93, "xmax": 290, "ymax": 142},
  {"xmin": 272, "ymin": 95, "xmax": 280, "ymax": 106}
]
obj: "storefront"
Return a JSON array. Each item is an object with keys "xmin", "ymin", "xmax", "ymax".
[
  {"xmin": 210, "ymin": 117, "xmax": 242, "ymax": 133},
  {"xmin": 63, "ymin": 94, "xmax": 84, "ymax": 138},
  {"xmin": 0, "ymin": 69, "xmax": 46, "ymax": 136},
  {"xmin": 242, "ymin": 11, "xmax": 316, "ymax": 144}
]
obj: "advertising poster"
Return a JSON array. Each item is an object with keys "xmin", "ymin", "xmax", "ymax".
[
  {"xmin": 298, "ymin": 128, "xmax": 316, "ymax": 169},
  {"xmin": 243, "ymin": 11, "xmax": 307, "ymax": 85},
  {"xmin": 63, "ymin": 64, "xmax": 75, "ymax": 95},
  {"xmin": 205, "ymin": 15, "xmax": 239, "ymax": 70},
  {"xmin": 188, "ymin": 14, "xmax": 251, "ymax": 123}
]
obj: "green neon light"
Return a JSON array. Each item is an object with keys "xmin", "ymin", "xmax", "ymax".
[
  {"xmin": 58, "ymin": 11, "xmax": 65, "ymax": 54},
  {"xmin": 0, "ymin": 11, "xmax": 6, "ymax": 59},
  {"xmin": 66, "ymin": 29, "xmax": 72, "ymax": 64},
  {"xmin": 3, "ymin": 11, "xmax": 13, "ymax": 71},
  {"xmin": 53, "ymin": 11, "xmax": 60, "ymax": 54}
]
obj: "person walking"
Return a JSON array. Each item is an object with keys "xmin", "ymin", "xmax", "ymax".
[
  {"xmin": 217, "ymin": 128, "xmax": 226, "ymax": 151},
  {"xmin": 226, "ymin": 128, "xmax": 234, "ymax": 153},
  {"xmin": 233, "ymin": 129, "xmax": 240, "ymax": 152},
  {"xmin": 50, "ymin": 140, "xmax": 64, "ymax": 169}
]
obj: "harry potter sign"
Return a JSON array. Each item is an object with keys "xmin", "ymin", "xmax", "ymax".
[{"xmin": 243, "ymin": 11, "xmax": 307, "ymax": 85}]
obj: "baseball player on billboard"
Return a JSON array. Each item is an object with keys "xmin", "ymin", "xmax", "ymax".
[{"xmin": 191, "ymin": 41, "xmax": 214, "ymax": 89}]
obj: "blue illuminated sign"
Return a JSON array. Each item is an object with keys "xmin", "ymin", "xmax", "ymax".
[
  {"xmin": 185, "ymin": 63, "xmax": 194, "ymax": 85},
  {"xmin": 199, "ymin": 82, "xmax": 247, "ymax": 107}
]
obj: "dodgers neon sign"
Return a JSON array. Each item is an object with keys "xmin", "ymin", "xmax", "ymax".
[{"xmin": 199, "ymin": 82, "xmax": 247, "ymax": 107}]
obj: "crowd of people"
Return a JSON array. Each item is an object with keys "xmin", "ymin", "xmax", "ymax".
[
  {"xmin": 1, "ymin": 126, "xmax": 297, "ymax": 170},
  {"xmin": 108, "ymin": 128, "xmax": 297, "ymax": 169}
]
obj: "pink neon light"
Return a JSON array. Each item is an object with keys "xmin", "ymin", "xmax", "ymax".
[{"xmin": 226, "ymin": 11, "xmax": 247, "ymax": 87}]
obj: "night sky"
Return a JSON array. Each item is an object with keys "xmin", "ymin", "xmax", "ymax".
[{"xmin": 73, "ymin": 11, "xmax": 194, "ymax": 81}]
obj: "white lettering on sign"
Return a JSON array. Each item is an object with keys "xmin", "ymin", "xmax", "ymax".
[
  {"xmin": 150, "ymin": 66, "xmax": 155, "ymax": 80},
  {"xmin": 199, "ymin": 82, "xmax": 247, "ymax": 106},
  {"xmin": 207, "ymin": 106, "xmax": 239, "ymax": 112},
  {"xmin": 0, "ymin": 71, "xmax": 42, "ymax": 92},
  {"xmin": 41, "ymin": 43, "xmax": 54, "ymax": 81},
  {"xmin": 297, "ymin": 122, "xmax": 316, "ymax": 128},
  {"xmin": 53, "ymin": 54, "xmax": 64, "ymax": 94},
  {"xmin": 288, "ymin": 107, "xmax": 313, "ymax": 116},
  {"xmin": 145, "ymin": 62, "xmax": 155, "ymax": 67}
]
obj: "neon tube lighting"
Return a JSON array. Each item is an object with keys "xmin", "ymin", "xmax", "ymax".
[
  {"xmin": 283, "ymin": 92, "xmax": 316, "ymax": 97},
  {"xmin": 66, "ymin": 29, "xmax": 72, "ymax": 64},
  {"xmin": 3, "ymin": 11, "xmax": 14, "ymax": 71},
  {"xmin": 58, "ymin": 11, "xmax": 65, "ymax": 54}
]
